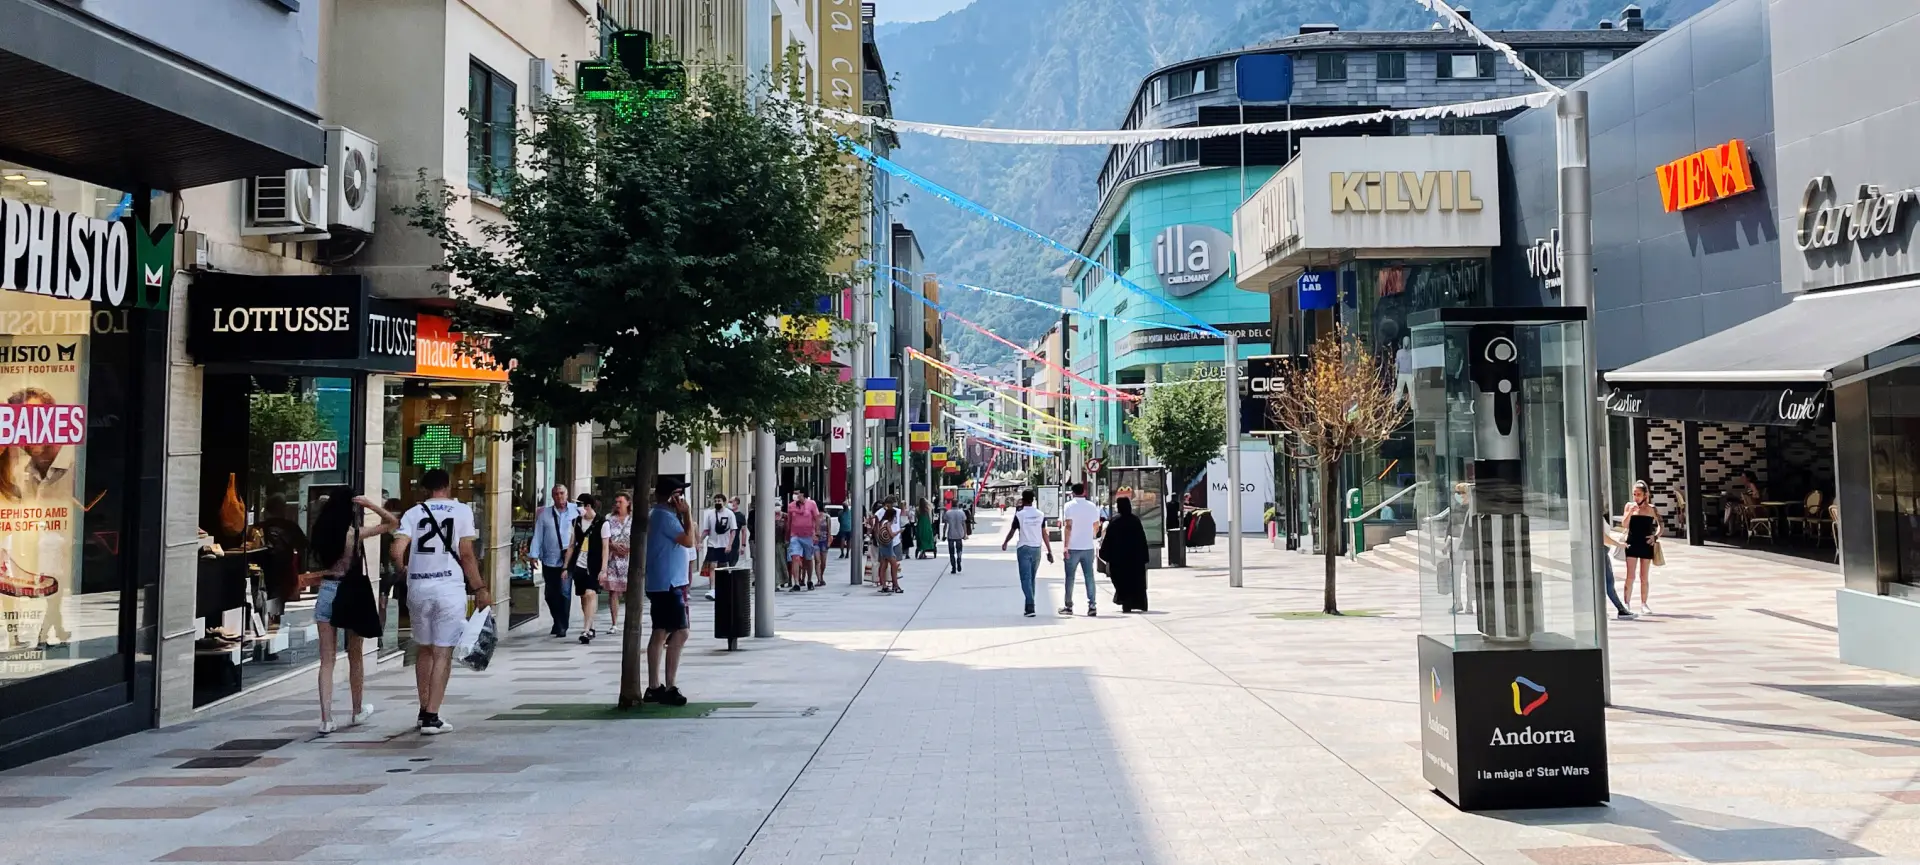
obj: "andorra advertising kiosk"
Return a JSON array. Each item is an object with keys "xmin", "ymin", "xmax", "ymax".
[{"xmin": 1409, "ymin": 308, "xmax": 1609, "ymax": 812}]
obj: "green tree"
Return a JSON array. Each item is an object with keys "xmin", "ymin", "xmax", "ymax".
[
  {"xmin": 405, "ymin": 68, "xmax": 858, "ymax": 707},
  {"xmin": 1127, "ymin": 371, "xmax": 1225, "ymax": 559}
]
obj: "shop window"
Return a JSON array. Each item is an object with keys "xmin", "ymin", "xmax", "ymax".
[
  {"xmin": 1437, "ymin": 51, "xmax": 1494, "ymax": 79},
  {"xmin": 1439, "ymin": 117, "xmax": 1499, "ymax": 136},
  {"xmin": 1869, "ymin": 369, "xmax": 1920, "ymax": 587},
  {"xmin": 1522, "ymin": 49, "xmax": 1586, "ymax": 80},
  {"xmin": 468, "ymin": 59, "xmax": 517, "ymax": 196},
  {"xmin": 1314, "ymin": 52, "xmax": 1348, "ymax": 83},
  {"xmin": 1376, "ymin": 52, "xmax": 1407, "ymax": 81},
  {"xmin": 382, "ymin": 380, "xmax": 497, "ymax": 653}
]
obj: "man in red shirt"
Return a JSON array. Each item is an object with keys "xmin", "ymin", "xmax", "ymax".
[{"xmin": 785, "ymin": 488, "xmax": 823, "ymax": 590}]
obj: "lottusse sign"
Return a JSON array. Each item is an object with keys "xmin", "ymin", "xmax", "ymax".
[
  {"xmin": 271, "ymin": 440, "xmax": 339, "ymax": 474},
  {"xmin": 189, "ymin": 274, "xmax": 416, "ymax": 372}
]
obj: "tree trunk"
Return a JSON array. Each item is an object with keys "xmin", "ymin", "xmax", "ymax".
[
  {"xmin": 618, "ymin": 420, "xmax": 659, "ymax": 709},
  {"xmin": 1320, "ymin": 461, "xmax": 1342, "ymax": 615}
]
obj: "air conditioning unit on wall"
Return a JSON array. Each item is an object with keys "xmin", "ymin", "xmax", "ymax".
[
  {"xmin": 242, "ymin": 169, "xmax": 329, "ymax": 237},
  {"xmin": 324, "ymin": 126, "xmax": 378, "ymax": 235}
]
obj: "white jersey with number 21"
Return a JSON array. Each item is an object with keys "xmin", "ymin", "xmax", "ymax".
[{"xmin": 397, "ymin": 498, "xmax": 478, "ymax": 580}]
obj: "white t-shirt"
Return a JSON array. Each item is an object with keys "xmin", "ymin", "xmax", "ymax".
[
  {"xmin": 396, "ymin": 498, "xmax": 478, "ymax": 581},
  {"xmin": 701, "ymin": 508, "xmax": 737, "ymax": 549},
  {"xmin": 873, "ymin": 508, "xmax": 905, "ymax": 544},
  {"xmin": 1062, "ymin": 497, "xmax": 1101, "ymax": 551},
  {"xmin": 1013, "ymin": 505, "xmax": 1045, "ymax": 548}
]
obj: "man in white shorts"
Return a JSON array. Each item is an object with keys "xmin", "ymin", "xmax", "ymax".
[{"xmin": 390, "ymin": 468, "xmax": 491, "ymax": 735}]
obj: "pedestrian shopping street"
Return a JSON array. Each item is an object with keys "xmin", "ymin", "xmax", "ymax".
[{"xmin": 3, "ymin": 511, "xmax": 1917, "ymax": 865}]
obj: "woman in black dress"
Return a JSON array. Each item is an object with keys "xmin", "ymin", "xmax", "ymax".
[
  {"xmin": 1620, "ymin": 480, "xmax": 1661, "ymax": 616},
  {"xmin": 1100, "ymin": 497, "xmax": 1152, "ymax": 613}
]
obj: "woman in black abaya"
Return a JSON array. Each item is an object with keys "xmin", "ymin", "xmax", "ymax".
[{"xmin": 1101, "ymin": 497, "xmax": 1151, "ymax": 613}]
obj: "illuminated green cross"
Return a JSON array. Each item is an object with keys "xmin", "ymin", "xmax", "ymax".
[{"xmin": 577, "ymin": 30, "xmax": 686, "ymax": 109}]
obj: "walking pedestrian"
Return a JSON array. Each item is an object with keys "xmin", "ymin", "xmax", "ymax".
[
  {"xmin": 785, "ymin": 488, "xmax": 822, "ymax": 591},
  {"xmin": 814, "ymin": 508, "xmax": 831, "ymax": 579},
  {"xmin": 308, "ymin": 493, "xmax": 397, "ymax": 734},
  {"xmin": 527, "ymin": 484, "xmax": 580, "ymax": 638},
  {"xmin": 1599, "ymin": 515, "xmax": 1635, "ymax": 620},
  {"xmin": 600, "ymin": 493, "xmax": 635, "ymax": 632},
  {"xmin": 835, "ymin": 502, "xmax": 854, "ymax": 558},
  {"xmin": 1101, "ymin": 497, "xmax": 1150, "ymax": 613},
  {"xmin": 645, "ymin": 479, "xmax": 694, "ymax": 706},
  {"xmin": 1060, "ymin": 482, "xmax": 1103, "ymax": 617},
  {"xmin": 915, "ymin": 499, "xmax": 937, "ymax": 559},
  {"xmin": 390, "ymin": 468, "xmax": 491, "ymax": 735},
  {"xmin": 1001, "ymin": 490, "xmax": 1052, "ymax": 617},
  {"xmin": 568, "ymin": 494, "xmax": 605, "ymax": 644},
  {"xmin": 1621, "ymin": 480, "xmax": 1662, "ymax": 615},
  {"xmin": 871, "ymin": 498, "xmax": 904, "ymax": 593},
  {"xmin": 700, "ymin": 493, "xmax": 737, "ymax": 585},
  {"xmin": 942, "ymin": 498, "xmax": 970, "ymax": 572}
]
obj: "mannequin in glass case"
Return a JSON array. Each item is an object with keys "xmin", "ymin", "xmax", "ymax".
[{"xmin": 1464, "ymin": 324, "xmax": 1536, "ymax": 643}]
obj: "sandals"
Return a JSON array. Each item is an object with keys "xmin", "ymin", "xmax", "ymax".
[{"xmin": 579, "ymin": 628, "xmax": 596, "ymax": 645}]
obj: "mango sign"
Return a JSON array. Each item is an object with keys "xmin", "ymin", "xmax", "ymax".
[{"xmin": 1656, "ymin": 139, "xmax": 1755, "ymax": 213}]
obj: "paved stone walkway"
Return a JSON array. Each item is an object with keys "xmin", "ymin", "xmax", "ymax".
[{"xmin": 4, "ymin": 513, "xmax": 1919, "ymax": 864}]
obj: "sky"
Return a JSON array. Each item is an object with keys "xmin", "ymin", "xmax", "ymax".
[{"xmin": 872, "ymin": 0, "xmax": 977, "ymax": 24}]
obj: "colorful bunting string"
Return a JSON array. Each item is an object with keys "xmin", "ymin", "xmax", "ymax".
[{"xmin": 885, "ymin": 275, "xmax": 1138, "ymax": 402}]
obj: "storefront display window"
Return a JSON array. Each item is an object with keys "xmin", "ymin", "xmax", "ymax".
[
  {"xmin": 1868, "ymin": 368, "xmax": 1920, "ymax": 589},
  {"xmin": 193, "ymin": 374, "xmax": 358, "ymax": 707},
  {"xmin": 382, "ymin": 379, "xmax": 496, "ymax": 648}
]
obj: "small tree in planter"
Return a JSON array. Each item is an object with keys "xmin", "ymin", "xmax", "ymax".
[
  {"xmin": 1126, "ymin": 370, "xmax": 1225, "ymax": 563},
  {"xmin": 1270, "ymin": 324, "xmax": 1408, "ymax": 614}
]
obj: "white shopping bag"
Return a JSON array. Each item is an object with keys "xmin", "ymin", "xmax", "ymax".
[{"xmin": 455, "ymin": 608, "xmax": 497, "ymax": 671}]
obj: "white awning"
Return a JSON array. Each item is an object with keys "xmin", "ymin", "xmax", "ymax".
[{"xmin": 1608, "ymin": 279, "xmax": 1920, "ymax": 384}]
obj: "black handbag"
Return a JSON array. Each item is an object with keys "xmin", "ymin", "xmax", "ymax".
[{"xmin": 329, "ymin": 519, "xmax": 384, "ymax": 639}]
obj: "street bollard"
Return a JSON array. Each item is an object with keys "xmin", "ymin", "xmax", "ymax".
[{"xmin": 713, "ymin": 566, "xmax": 752, "ymax": 651}]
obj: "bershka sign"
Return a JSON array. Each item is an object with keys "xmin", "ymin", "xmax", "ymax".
[
  {"xmin": 1656, "ymin": 139, "xmax": 1756, "ymax": 213},
  {"xmin": 0, "ymin": 402, "xmax": 86, "ymax": 447},
  {"xmin": 1151, "ymin": 224, "xmax": 1232, "ymax": 296},
  {"xmin": 189, "ymin": 274, "xmax": 416, "ymax": 372},
  {"xmin": 270, "ymin": 440, "xmax": 339, "ymax": 474},
  {"xmin": 0, "ymin": 201, "xmax": 174, "ymax": 309}
]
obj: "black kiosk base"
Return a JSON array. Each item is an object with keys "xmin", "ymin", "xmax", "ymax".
[{"xmin": 1418, "ymin": 635, "xmax": 1610, "ymax": 811}]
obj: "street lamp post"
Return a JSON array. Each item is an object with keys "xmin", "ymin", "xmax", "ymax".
[
  {"xmin": 1557, "ymin": 90, "xmax": 1609, "ymax": 703},
  {"xmin": 850, "ymin": 278, "xmax": 869, "ymax": 586},
  {"xmin": 1225, "ymin": 333, "xmax": 1244, "ymax": 588}
]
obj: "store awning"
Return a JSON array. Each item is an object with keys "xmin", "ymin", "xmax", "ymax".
[
  {"xmin": 1604, "ymin": 279, "xmax": 1920, "ymax": 426},
  {"xmin": 0, "ymin": 0, "xmax": 324, "ymax": 192}
]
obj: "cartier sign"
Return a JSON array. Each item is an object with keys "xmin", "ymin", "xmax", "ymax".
[
  {"xmin": 189, "ymin": 273, "xmax": 416, "ymax": 372},
  {"xmin": 1796, "ymin": 175, "xmax": 1918, "ymax": 252}
]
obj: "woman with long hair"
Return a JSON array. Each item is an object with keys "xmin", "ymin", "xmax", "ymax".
[
  {"xmin": 600, "ymin": 493, "xmax": 634, "ymax": 632},
  {"xmin": 568, "ymin": 494, "xmax": 603, "ymax": 644},
  {"xmin": 1621, "ymin": 480, "xmax": 1662, "ymax": 616},
  {"xmin": 307, "ymin": 493, "xmax": 398, "ymax": 734},
  {"xmin": 1100, "ymin": 497, "xmax": 1151, "ymax": 612}
]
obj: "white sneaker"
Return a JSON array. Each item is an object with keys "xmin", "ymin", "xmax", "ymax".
[
  {"xmin": 318, "ymin": 719, "xmax": 337, "ymax": 735},
  {"xmin": 419, "ymin": 716, "xmax": 453, "ymax": 735},
  {"xmin": 1639, "ymin": 603, "xmax": 1653, "ymax": 616},
  {"xmin": 351, "ymin": 703, "xmax": 376, "ymax": 726},
  {"xmin": 704, "ymin": 591, "xmax": 716, "ymax": 601}
]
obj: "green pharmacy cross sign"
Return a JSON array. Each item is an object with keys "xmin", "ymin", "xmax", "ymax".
[
  {"xmin": 409, "ymin": 423, "xmax": 467, "ymax": 469},
  {"xmin": 577, "ymin": 30, "xmax": 686, "ymax": 108}
]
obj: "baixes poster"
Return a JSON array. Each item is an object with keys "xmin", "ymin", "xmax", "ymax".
[{"xmin": 0, "ymin": 293, "xmax": 88, "ymax": 678}]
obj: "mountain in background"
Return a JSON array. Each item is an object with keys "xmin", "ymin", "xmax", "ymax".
[{"xmin": 874, "ymin": 0, "xmax": 1717, "ymax": 362}]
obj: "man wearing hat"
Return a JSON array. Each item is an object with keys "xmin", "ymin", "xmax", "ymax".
[{"xmin": 644, "ymin": 477, "xmax": 695, "ymax": 706}]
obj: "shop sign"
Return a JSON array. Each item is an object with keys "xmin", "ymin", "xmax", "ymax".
[
  {"xmin": 830, "ymin": 417, "xmax": 851, "ymax": 453},
  {"xmin": 778, "ymin": 452, "xmax": 815, "ymax": 467},
  {"xmin": 1152, "ymin": 224, "xmax": 1232, "ymax": 296},
  {"xmin": 1116, "ymin": 321, "xmax": 1272, "ymax": 356},
  {"xmin": 1243, "ymin": 354, "xmax": 1300, "ymax": 436},
  {"xmin": 0, "ymin": 201, "xmax": 174, "ymax": 310},
  {"xmin": 1795, "ymin": 175, "xmax": 1919, "ymax": 253},
  {"xmin": 188, "ymin": 274, "xmax": 417, "ymax": 372},
  {"xmin": 414, "ymin": 315, "xmax": 507, "ymax": 381},
  {"xmin": 1297, "ymin": 271, "xmax": 1336, "ymax": 310},
  {"xmin": 1656, "ymin": 139, "xmax": 1756, "ymax": 213},
  {"xmin": 270, "ymin": 440, "xmax": 338, "ymax": 474},
  {"xmin": 1329, "ymin": 170, "xmax": 1485, "ymax": 213},
  {"xmin": 1525, "ymin": 229, "xmax": 1563, "ymax": 291},
  {"xmin": 1599, "ymin": 384, "xmax": 1829, "ymax": 427},
  {"xmin": 0, "ymin": 402, "xmax": 86, "ymax": 447}
]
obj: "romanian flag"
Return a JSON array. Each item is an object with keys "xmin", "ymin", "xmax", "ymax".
[
  {"xmin": 909, "ymin": 422, "xmax": 932, "ymax": 452},
  {"xmin": 864, "ymin": 378, "xmax": 898, "ymax": 419}
]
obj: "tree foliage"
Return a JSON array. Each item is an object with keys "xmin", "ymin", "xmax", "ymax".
[
  {"xmin": 1270, "ymin": 324, "xmax": 1408, "ymax": 614},
  {"xmin": 404, "ymin": 66, "xmax": 860, "ymax": 705},
  {"xmin": 1127, "ymin": 371, "xmax": 1225, "ymax": 484}
]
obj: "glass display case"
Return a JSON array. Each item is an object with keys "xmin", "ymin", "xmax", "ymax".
[{"xmin": 1406, "ymin": 308, "xmax": 1609, "ymax": 812}]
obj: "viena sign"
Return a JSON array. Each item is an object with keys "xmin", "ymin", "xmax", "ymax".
[{"xmin": 1152, "ymin": 224, "xmax": 1231, "ymax": 296}]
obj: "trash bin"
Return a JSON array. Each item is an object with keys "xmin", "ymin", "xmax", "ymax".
[{"xmin": 713, "ymin": 566, "xmax": 752, "ymax": 650}]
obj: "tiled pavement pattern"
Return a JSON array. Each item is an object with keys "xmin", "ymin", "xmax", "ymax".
[{"xmin": 4, "ymin": 515, "xmax": 1920, "ymax": 864}]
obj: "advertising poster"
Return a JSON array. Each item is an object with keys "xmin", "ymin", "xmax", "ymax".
[{"xmin": 0, "ymin": 295, "xmax": 88, "ymax": 675}]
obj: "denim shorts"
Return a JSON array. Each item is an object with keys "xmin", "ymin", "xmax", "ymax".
[
  {"xmin": 787, "ymin": 536, "xmax": 816, "ymax": 559},
  {"xmin": 312, "ymin": 578, "xmax": 341, "ymax": 624}
]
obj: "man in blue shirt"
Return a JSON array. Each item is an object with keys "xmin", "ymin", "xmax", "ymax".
[
  {"xmin": 527, "ymin": 484, "xmax": 580, "ymax": 638},
  {"xmin": 645, "ymin": 478, "xmax": 695, "ymax": 706}
]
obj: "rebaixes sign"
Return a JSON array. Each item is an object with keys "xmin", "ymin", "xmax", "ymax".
[{"xmin": 0, "ymin": 199, "xmax": 173, "ymax": 309}]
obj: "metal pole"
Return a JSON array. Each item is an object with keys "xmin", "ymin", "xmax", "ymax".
[
  {"xmin": 1225, "ymin": 333, "xmax": 1244, "ymax": 588},
  {"xmin": 1557, "ymin": 90, "xmax": 1609, "ymax": 704},
  {"xmin": 850, "ymin": 279, "xmax": 870, "ymax": 586},
  {"xmin": 753, "ymin": 427, "xmax": 777, "ymax": 638}
]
